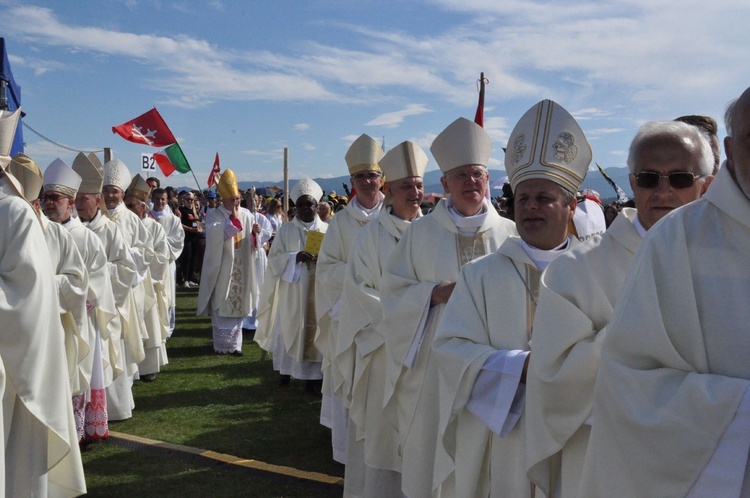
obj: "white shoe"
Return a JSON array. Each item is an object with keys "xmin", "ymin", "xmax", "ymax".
[{"xmin": 183, "ymin": 281, "xmax": 191, "ymax": 288}]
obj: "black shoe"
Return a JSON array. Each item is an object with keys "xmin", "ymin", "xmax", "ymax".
[
  {"xmin": 141, "ymin": 373, "xmax": 158, "ymax": 382},
  {"xmin": 231, "ymin": 350, "xmax": 244, "ymax": 357},
  {"xmin": 242, "ymin": 328, "xmax": 256, "ymax": 339},
  {"xmin": 279, "ymin": 374, "xmax": 291, "ymax": 386},
  {"xmin": 305, "ymin": 379, "xmax": 323, "ymax": 397}
]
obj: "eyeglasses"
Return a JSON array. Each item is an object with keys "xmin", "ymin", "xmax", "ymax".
[
  {"xmin": 444, "ymin": 168, "xmax": 487, "ymax": 182},
  {"xmin": 352, "ymin": 172, "xmax": 382, "ymax": 181},
  {"xmin": 43, "ymin": 193, "xmax": 67, "ymax": 202},
  {"xmin": 633, "ymin": 171, "xmax": 704, "ymax": 189}
]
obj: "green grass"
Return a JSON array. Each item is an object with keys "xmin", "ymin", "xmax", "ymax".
[{"xmin": 82, "ymin": 287, "xmax": 344, "ymax": 496}]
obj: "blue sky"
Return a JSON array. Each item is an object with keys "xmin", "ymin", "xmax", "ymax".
[{"xmin": 2, "ymin": 0, "xmax": 749, "ymax": 188}]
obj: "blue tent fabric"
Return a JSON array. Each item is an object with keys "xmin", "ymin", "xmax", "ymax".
[{"xmin": 0, "ymin": 38, "xmax": 24, "ymax": 156}]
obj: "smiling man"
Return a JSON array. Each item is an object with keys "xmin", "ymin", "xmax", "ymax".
[
  {"xmin": 526, "ymin": 120, "xmax": 714, "ymax": 497},
  {"xmin": 431, "ymin": 101, "xmax": 589, "ymax": 498},
  {"xmin": 380, "ymin": 118, "xmax": 516, "ymax": 498}
]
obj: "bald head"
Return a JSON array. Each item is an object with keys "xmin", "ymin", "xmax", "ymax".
[{"xmin": 724, "ymin": 86, "xmax": 750, "ymax": 199}]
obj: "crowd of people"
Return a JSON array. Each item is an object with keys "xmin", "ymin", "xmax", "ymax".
[{"xmin": 1, "ymin": 85, "xmax": 749, "ymax": 498}]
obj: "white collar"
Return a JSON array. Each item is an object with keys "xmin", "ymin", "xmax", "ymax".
[{"xmin": 519, "ymin": 237, "xmax": 571, "ymax": 271}]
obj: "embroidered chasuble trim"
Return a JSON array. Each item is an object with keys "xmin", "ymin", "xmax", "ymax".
[{"xmin": 456, "ymin": 232, "xmax": 488, "ymax": 268}]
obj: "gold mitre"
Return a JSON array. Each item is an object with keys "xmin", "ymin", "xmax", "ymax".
[
  {"xmin": 8, "ymin": 153, "xmax": 43, "ymax": 202},
  {"xmin": 72, "ymin": 152, "xmax": 105, "ymax": 194},
  {"xmin": 43, "ymin": 158, "xmax": 82, "ymax": 199},
  {"xmin": 217, "ymin": 169, "xmax": 239, "ymax": 199},
  {"xmin": 290, "ymin": 177, "xmax": 323, "ymax": 204},
  {"xmin": 505, "ymin": 100, "xmax": 591, "ymax": 194},
  {"xmin": 345, "ymin": 134, "xmax": 384, "ymax": 175},
  {"xmin": 103, "ymin": 158, "xmax": 132, "ymax": 192},
  {"xmin": 379, "ymin": 140, "xmax": 429, "ymax": 181},
  {"xmin": 430, "ymin": 117, "xmax": 493, "ymax": 174},
  {"xmin": 126, "ymin": 174, "xmax": 152, "ymax": 203}
]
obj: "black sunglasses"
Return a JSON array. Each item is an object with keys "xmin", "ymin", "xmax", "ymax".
[{"xmin": 633, "ymin": 171, "xmax": 703, "ymax": 189}]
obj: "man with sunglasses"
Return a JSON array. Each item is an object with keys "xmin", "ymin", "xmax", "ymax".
[
  {"xmin": 579, "ymin": 89, "xmax": 750, "ymax": 497},
  {"xmin": 526, "ymin": 119, "xmax": 714, "ymax": 497}
]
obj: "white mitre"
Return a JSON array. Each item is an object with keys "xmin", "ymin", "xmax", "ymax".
[
  {"xmin": 379, "ymin": 140, "xmax": 429, "ymax": 181},
  {"xmin": 431, "ymin": 117, "xmax": 493, "ymax": 174},
  {"xmin": 505, "ymin": 99, "xmax": 591, "ymax": 194},
  {"xmin": 290, "ymin": 177, "xmax": 323, "ymax": 204},
  {"xmin": 44, "ymin": 159, "xmax": 82, "ymax": 199},
  {"xmin": 103, "ymin": 158, "xmax": 132, "ymax": 192},
  {"xmin": 0, "ymin": 107, "xmax": 21, "ymax": 163},
  {"xmin": 345, "ymin": 134, "xmax": 384, "ymax": 174},
  {"xmin": 8, "ymin": 153, "xmax": 43, "ymax": 202}
]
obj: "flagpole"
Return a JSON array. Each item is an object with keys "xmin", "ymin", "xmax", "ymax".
[{"xmin": 283, "ymin": 148, "xmax": 289, "ymax": 216}]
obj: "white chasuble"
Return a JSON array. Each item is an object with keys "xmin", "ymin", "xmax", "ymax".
[
  {"xmin": 381, "ymin": 199, "xmax": 515, "ymax": 498},
  {"xmin": 0, "ymin": 182, "xmax": 86, "ymax": 497},
  {"xmin": 256, "ymin": 215, "xmax": 327, "ymax": 365},
  {"xmin": 526, "ymin": 208, "xmax": 641, "ymax": 497},
  {"xmin": 580, "ymin": 166, "xmax": 750, "ymax": 498}
]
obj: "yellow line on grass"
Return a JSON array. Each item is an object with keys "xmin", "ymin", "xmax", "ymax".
[{"xmin": 108, "ymin": 431, "xmax": 344, "ymax": 485}]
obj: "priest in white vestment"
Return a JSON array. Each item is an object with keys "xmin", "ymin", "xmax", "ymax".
[
  {"xmin": 151, "ymin": 187, "xmax": 184, "ymax": 338},
  {"xmin": 380, "ymin": 117, "xmax": 516, "ymax": 498},
  {"xmin": 126, "ymin": 174, "xmax": 171, "ymax": 381},
  {"xmin": 578, "ymin": 85, "xmax": 750, "ymax": 498},
  {"xmin": 242, "ymin": 197, "xmax": 273, "ymax": 332},
  {"xmin": 0, "ymin": 137, "xmax": 87, "ymax": 496},
  {"xmin": 103, "ymin": 159, "xmax": 154, "ymax": 379},
  {"xmin": 431, "ymin": 101, "xmax": 591, "ymax": 498},
  {"xmin": 73, "ymin": 152, "xmax": 140, "ymax": 421},
  {"xmin": 197, "ymin": 169, "xmax": 259, "ymax": 355},
  {"xmin": 315, "ymin": 133, "xmax": 385, "ymax": 463},
  {"xmin": 526, "ymin": 120, "xmax": 715, "ymax": 497},
  {"xmin": 44, "ymin": 158, "xmax": 118, "ymax": 441},
  {"xmin": 255, "ymin": 178, "xmax": 327, "ymax": 388},
  {"xmin": 9, "ymin": 154, "xmax": 93, "ymax": 442},
  {"xmin": 338, "ymin": 140, "xmax": 428, "ymax": 498}
]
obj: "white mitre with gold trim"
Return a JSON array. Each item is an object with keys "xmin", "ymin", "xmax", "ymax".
[
  {"xmin": 380, "ymin": 140, "xmax": 429, "ymax": 181},
  {"xmin": 431, "ymin": 117, "xmax": 493, "ymax": 174},
  {"xmin": 505, "ymin": 99, "xmax": 591, "ymax": 194},
  {"xmin": 290, "ymin": 177, "xmax": 323, "ymax": 204},
  {"xmin": 345, "ymin": 134, "xmax": 384, "ymax": 174},
  {"xmin": 103, "ymin": 158, "xmax": 132, "ymax": 192},
  {"xmin": 44, "ymin": 159, "xmax": 82, "ymax": 199}
]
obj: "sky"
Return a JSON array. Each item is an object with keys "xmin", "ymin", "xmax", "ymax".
[{"xmin": 2, "ymin": 0, "xmax": 749, "ymax": 189}]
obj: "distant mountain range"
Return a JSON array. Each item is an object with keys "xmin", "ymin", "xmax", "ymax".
[{"xmin": 186, "ymin": 167, "xmax": 633, "ymax": 204}]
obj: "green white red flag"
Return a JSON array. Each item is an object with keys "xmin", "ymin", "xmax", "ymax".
[{"xmin": 153, "ymin": 143, "xmax": 191, "ymax": 176}]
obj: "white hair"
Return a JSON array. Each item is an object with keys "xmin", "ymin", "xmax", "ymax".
[
  {"xmin": 627, "ymin": 120, "xmax": 714, "ymax": 177},
  {"xmin": 724, "ymin": 99, "xmax": 737, "ymax": 137}
]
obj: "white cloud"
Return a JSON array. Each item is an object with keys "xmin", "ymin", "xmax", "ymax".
[
  {"xmin": 294, "ymin": 123, "xmax": 310, "ymax": 131},
  {"xmin": 301, "ymin": 142, "xmax": 316, "ymax": 151},
  {"xmin": 366, "ymin": 104, "xmax": 432, "ymax": 128}
]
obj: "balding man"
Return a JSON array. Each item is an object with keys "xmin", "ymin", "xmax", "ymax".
[
  {"xmin": 579, "ymin": 87, "xmax": 750, "ymax": 497},
  {"xmin": 526, "ymin": 120, "xmax": 714, "ymax": 497}
]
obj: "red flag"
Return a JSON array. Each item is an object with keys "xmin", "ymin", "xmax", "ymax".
[
  {"xmin": 112, "ymin": 108, "xmax": 177, "ymax": 147},
  {"xmin": 207, "ymin": 153, "xmax": 221, "ymax": 188},
  {"xmin": 474, "ymin": 72, "xmax": 488, "ymax": 127}
]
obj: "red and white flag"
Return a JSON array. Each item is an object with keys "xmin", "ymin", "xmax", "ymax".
[
  {"xmin": 112, "ymin": 108, "xmax": 177, "ymax": 147},
  {"xmin": 207, "ymin": 152, "xmax": 221, "ymax": 188}
]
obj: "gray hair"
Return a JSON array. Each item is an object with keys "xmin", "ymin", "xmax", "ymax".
[
  {"xmin": 627, "ymin": 120, "xmax": 714, "ymax": 177},
  {"xmin": 724, "ymin": 99, "xmax": 737, "ymax": 137}
]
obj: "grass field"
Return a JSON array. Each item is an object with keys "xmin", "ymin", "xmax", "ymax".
[{"xmin": 81, "ymin": 287, "xmax": 344, "ymax": 497}]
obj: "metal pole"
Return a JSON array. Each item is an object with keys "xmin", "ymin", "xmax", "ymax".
[{"xmin": 283, "ymin": 147, "xmax": 289, "ymax": 217}]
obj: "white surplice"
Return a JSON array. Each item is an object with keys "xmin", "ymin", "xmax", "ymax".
[
  {"xmin": 0, "ymin": 180, "xmax": 86, "ymax": 497},
  {"xmin": 139, "ymin": 217, "xmax": 171, "ymax": 375},
  {"xmin": 381, "ymin": 199, "xmax": 516, "ymax": 498},
  {"xmin": 579, "ymin": 166, "xmax": 750, "ymax": 497},
  {"xmin": 153, "ymin": 207, "xmax": 184, "ymax": 337},
  {"xmin": 525, "ymin": 208, "xmax": 642, "ymax": 497}
]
